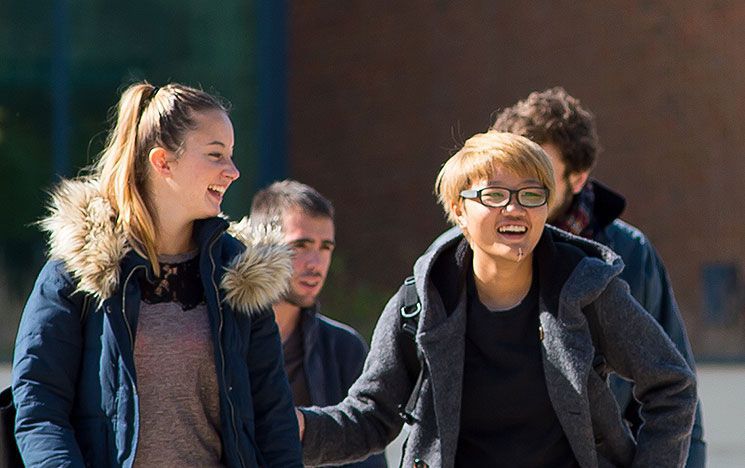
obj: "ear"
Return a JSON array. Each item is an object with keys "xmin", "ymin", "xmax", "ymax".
[
  {"xmin": 567, "ymin": 170, "xmax": 590, "ymax": 195},
  {"xmin": 148, "ymin": 147, "xmax": 171, "ymax": 176},
  {"xmin": 452, "ymin": 201, "xmax": 468, "ymax": 229}
]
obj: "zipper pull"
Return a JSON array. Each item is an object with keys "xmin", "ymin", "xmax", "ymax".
[{"xmin": 538, "ymin": 325, "xmax": 544, "ymax": 341}]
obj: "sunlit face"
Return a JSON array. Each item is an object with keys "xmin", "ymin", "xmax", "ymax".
[
  {"xmin": 541, "ymin": 142, "xmax": 588, "ymax": 222},
  {"xmin": 162, "ymin": 109, "xmax": 239, "ymax": 221},
  {"xmin": 455, "ymin": 167, "xmax": 548, "ymax": 266},
  {"xmin": 281, "ymin": 208, "xmax": 335, "ymax": 308}
]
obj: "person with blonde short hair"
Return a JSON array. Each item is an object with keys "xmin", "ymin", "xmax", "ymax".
[{"xmin": 297, "ymin": 131, "xmax": 696, "ymax": 467}]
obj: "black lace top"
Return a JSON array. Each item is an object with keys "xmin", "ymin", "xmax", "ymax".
[{"xmin": 139, "ymin": 251, "xmax": 205, "ymax": 311}]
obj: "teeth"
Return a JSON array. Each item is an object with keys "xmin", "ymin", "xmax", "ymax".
[
  {"xmin": 498, "ymin": 225, "xmax": 527, "ymax": 233},
  {"xmin": 208, "ymin": 185, "xmax": 226, "ymax": 194}
]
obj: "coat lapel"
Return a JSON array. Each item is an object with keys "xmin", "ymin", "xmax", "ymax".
[
  {"xmin": 417, "ymin": 287, "xmax": 467, "ymax": 467},
  {"xmin": 539, "ymin": 297, "xmax": 597, "ymax": 467}
]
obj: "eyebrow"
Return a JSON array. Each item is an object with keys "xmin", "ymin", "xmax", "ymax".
[
  {"xmin": 291, "ymin": 238, "xmax": 336, "ymax": 246},
  {"xmin": 206, "ymin": 140, "xmax": 226, "ymax": 147},
  {"xmin": 485, "ymin": 179, "xmax": 542, "ymax": 186}
]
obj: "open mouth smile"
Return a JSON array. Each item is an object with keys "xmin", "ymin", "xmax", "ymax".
[
  {"xmin": 497, "ymin": 224, "xmax": 527, "ymax": 235},
  {"xmin": 207, "ymin": 184, "xmax": 227, "ymax": 199}
]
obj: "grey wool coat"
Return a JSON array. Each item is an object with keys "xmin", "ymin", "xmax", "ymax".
[{"xmin": 301, "ymin": 226, "xmax": 697, "ymax": 468}]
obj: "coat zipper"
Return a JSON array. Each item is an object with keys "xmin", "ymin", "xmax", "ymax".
[
  {"xmin": 121, "ymin": 264, "xmax": 146, "ymax": 465},
  {"xmin": 121, "ymin": 265, "xmax": 146, "ymax": 348},
  {"xmin": 208, "ymin": 235, "xmax": 247, "ymax": 468}
]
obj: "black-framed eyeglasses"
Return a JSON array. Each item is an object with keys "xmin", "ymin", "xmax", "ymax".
[{"xmin": 460, "ymin": 186, "xmax": 549, "ymax": 208}]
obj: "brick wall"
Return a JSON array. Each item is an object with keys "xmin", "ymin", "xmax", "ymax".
[{"xmin": 288, "ymin": 1, "xmax": 745, "ymax": 357}]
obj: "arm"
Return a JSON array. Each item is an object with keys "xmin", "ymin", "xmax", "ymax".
[
  {"xmin": 301, "ymin": 290, "xmax": 412, "ymax": 466},
  {"xmin": 611, "ymin": 223, "xmax": 705, "ymax": 466},
  {"xmin": 246, "ymin": 310, "xmax": 303, "ymax": 467},
  {"xmin": 638, "ymin": 245, "xmax": 705, "ymax": 467},
  {"xmin": 594, "ymin": 278, "xmax": 697, "ymax": 467},
  {"xmin": 12, "ymin": 261, "xmax": 86, "ymax": 468},
  {"xmin": 337, "ymin": 328, "xmax": 391, "ymax": 468}
]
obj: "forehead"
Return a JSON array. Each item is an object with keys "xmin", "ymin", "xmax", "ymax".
[
  {"xmin": 471, "ymin": 165, "xmax": 541, "ymax": 186},
  {"xmin": 539, "ymin": 142, "xmax": 565, "ymax": 173},
  {"xmin": 281, "ymin": 208, "xmax": 335, "ymax": 241},
  {"xmin": 185, "ymin": 110, "xmax": 234, "ymax": 147}
]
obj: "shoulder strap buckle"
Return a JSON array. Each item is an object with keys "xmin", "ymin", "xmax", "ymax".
[{"xmin": 400, "ymin": 275, "xmax": 422, "ymax": 320}]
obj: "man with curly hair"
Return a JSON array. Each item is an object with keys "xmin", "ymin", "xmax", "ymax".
[{"xmin": 491, "ymin": 87, "xmax": 705, "ymax": 467}]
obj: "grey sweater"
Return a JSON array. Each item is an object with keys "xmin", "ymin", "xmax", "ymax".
[{"xmin": 301, "ymin": 226, "xmax": 697, "ymax": 468}]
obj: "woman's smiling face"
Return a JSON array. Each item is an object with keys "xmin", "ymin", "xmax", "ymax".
[
  {"xmin": 455, "ymin": 166, "xmax": 548, "ymax": 266},
  {"xmin": 158, "ymin": 109, "xmax": 239, "ymax": 222}
]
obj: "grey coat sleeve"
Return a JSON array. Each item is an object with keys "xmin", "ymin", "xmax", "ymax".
[
  {"xmin": 607, "ymin": 222, "xmax": 705, "ymax": 467},
  {"xmin": 300, "ymin": 290, "xmax": 411, "ymax": 466},
  {"xmin": 594, "ymin": 277, "xmax": 697, "ymax": 467}
]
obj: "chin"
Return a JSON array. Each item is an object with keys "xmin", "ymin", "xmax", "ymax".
[
  {"xmin": 286, "ymin": 293, "xmax": 317, "ymax": 309},
  {"xmin": 202, "ymin": 207, "xmax": 221, "ymax": 218}
]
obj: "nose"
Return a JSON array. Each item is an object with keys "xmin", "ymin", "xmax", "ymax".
[
  {"xmin": 224, "ymin": 158, "xmax": 240, "ymax": 181},
  {"xmin": 304, "ymin": 249, "xmax": 322, "ymax": 268},
  {"xmin": 502, "ymin": 196, "xmax": 525, "ymax": 213}
]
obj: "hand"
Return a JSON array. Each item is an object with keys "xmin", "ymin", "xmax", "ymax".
[{"xmin": 295, "ymin": 408, "xmax": 305, "ymax": 441}]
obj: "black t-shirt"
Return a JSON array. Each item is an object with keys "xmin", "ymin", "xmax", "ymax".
[
  {"xmin": 282, "ymin": 315, "xmax": 312, "ymax": 407},
  {"xmin": 455, "ymin": 267, "xmax": 578, "ymax": 468}
]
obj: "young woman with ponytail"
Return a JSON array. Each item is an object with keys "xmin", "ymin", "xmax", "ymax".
[{"xmin": 11, "ymin": 82, "xmax": 302, "ymax": 467}]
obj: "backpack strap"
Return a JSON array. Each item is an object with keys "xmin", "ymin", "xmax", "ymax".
[{"xmin": 397, "ymin": 276, "xmax": 425, "ymax": 425}]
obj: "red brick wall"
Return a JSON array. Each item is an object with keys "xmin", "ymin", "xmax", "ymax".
[{"xmin": 288, "ymin": 1, "xmax": 745, "ymax": 356}]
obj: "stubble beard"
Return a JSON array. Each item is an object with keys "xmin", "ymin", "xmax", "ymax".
[
  {"xmin": 284, "ymin": 288, "xmax": 318, "ymax": 309},
  {"xmin": 547, "ymin": 183, "xmax": 575, "ymax": 223}
]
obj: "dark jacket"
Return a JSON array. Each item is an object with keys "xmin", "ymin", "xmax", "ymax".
[
  {"xmin": 587, "ymin": 181, "xmax": 705, "ymax": 467},
  {"xmin": 301, "ymin": 306, "xmax": 387, "ymax": 468},
  {"xmin": 12, "ymin": 179, "xmax": 302, "ymax": 467},
  {"xmin": 301, "ymin": 226, "xmax": 697, "ymax": 468}
]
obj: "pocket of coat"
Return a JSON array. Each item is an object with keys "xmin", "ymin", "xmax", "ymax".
[{"xmin": 75, "ymin": 418, "xmax": 109, "ymax": 467}]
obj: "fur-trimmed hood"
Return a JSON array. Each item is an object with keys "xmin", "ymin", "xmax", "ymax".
[{"xmin": 38, "ymin": 178, "xmax": 292, "ymax": 315}]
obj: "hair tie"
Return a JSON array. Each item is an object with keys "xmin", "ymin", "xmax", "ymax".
[{"xmin": 137, "ymin": 85, "xmax": 160, "ymax": 129}]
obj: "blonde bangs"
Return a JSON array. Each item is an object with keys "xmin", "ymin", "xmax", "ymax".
[{"xmin": 436, "ymin": 131, "xmax": 555, "ymax": 225}]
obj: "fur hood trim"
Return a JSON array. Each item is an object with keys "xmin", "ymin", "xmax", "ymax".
[
  {"xmin": 39, "ymin": 179, "xmax": 292, "ymax": 315},
  {"xmin": 224, "ymin": 217, "xmax": 292, "ymax": 314},
  {"xmin": 39, "ymin": 178, "xmax": 128, "ymax": 302}
]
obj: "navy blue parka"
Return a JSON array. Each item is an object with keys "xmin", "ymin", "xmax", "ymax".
[{"xmin": 12, "ymin": 179, "xmax": 302, "ymax": 467}]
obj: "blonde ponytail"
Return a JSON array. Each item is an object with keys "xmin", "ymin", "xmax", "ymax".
[{"xmin": 94, "ymin": 81, "xmax": 228, "ymax": 274}]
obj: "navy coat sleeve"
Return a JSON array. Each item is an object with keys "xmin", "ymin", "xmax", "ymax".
[
  {"xmin": 245, "ymin": 310, "xmax": 303, "ymax": 467},
  {"xmin": 12, "ymin": 260, "xmax": 86, "ymax": 468}
]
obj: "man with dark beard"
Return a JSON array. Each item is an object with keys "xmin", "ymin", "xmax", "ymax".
[
  {"xmin": 250, "ymin": 180, "xmax": 387, "ymax": 468},
  {"xmin": 491, "ymin": 87, "xmax": 705, "ymax": 467}
]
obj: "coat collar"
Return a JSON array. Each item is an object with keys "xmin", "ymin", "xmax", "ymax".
[
  {"xmin": 588, "ymin": 179, "xmax": 626, "ymax": 231},
  {"xmin": 39, "ymin": 178, "xmax": 292, "ymax": 316},
  {"xmin": 415, "ymin": 225, "xmax": 623, "ymax": 325}
]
